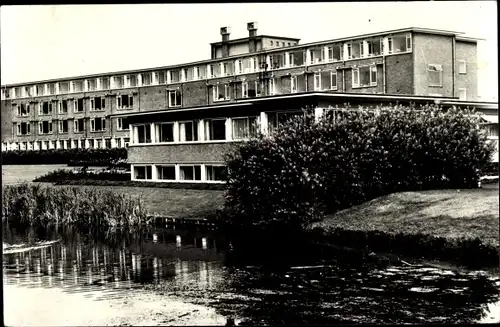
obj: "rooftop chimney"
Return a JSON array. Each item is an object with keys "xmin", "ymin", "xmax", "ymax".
[
  {"xmin": 220, "ymin": 27, "xmax": 231, "ymax": 42},
  {"xmin": 247, "ymin": 22, "xmax": 258, "ymax": 37}
]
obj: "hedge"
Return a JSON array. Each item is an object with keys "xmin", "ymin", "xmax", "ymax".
[
  {"xmin": 223, "ymin": 104, "xmax": 494, "ymax": 231},
  {"xmin": 2, "ymin": 148, "xmax": 127, "ymax": 166}
]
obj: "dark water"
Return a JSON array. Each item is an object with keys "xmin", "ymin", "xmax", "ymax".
[{"xmin": 3, "ymin": 225, "xmax": 500, "ymax": 325}]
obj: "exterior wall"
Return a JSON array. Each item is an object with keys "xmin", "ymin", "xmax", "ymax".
[
  {"xmin": 229, "ymin": 43, "xmax": 250, "ymax": 56},
  {"xmin": 139, "ymin": 85, "xmax": 168, "ymax": 111},
  {"xmin": 128, "ymin": 142, "xmax": 236, "ymax": 164},
  {"xmin": 385, "ymin": 53, "xmax": 414, "ymax": 95},
  {"xmin": 413, "ymin": 33, "xmax": 454, "ymax": 97},
  {"xmin": 1, "ymin": 100, "xmax": 14, "ymax": 142},
  {"xmin": 455, "ymin": 41, "xmax": 478, "ymax": 101}
]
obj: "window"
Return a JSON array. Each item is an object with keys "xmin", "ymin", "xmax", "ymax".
[
  {"xmin": 331, "ymin": 72, "xmax": 338, "ymax": 90},
  {"xmin": 101, "ymin": 77, "xmax": 110, "ymax": 90},
  {"xmin": 58, "ymin": 120, "xmax": 68, "ymax": 133},
  {"xmin": 39, "ymin": 102, "xmax": 53, "ymax": 115},
  {"xmin": 90, "ymin": 117, "xmax": 106, "ymax": 132},
  {"xmin": 353, "ymin": 66, "xmax": 377, "ymax": 87},
  {"xmin": 90, "ymin": 97, "xmax": 105, "ymax": 111},
  {"xmin": 204, "ymin": 119, "xmax": 226, "ymax": 141},
  {"xmin": 222, "ymin": 62, "xmax": 233, "ymax": 76},
  {"xmin": 134, "ymin": 166, "xmax": 152, "ymax": 180},
  {"xmin": 114, "ymin": 76, "xmax": 124, "ymax": 89},
  {"xmin": 182, "ymin": 68, "xmax": 188, "ymax": 82},
  {"xmin": 168, "ymin": 90, "xmax": 182, "ymax": 107},
  {"xmin": 289, "ymin": 50, "xmax": 305, "ymax": 67},
  {"xmin": 14, "ymin": 88, "xmax": 21, "ymax": 98},
  {"xmin": 209, "ymin": 64, "xmax": 215, "ymax": 78},
  {"xmin": 387, "ymin": 37, "xmax": 393, "ymax": 54},
  {"xmin": 252, "ymin": 58, "xmax": 258, "ymax": 71},
  {"xmin": 389, "ymin": 34, "xmax": 409, "ymax": 53},
  {"xmin": 270, "ymin": 40, "xmax": 274, "ymax": 46},
  {"xmin": 179, "ymin": 121, "xmax": 198, "ymax": 142},
  {"xmin": 327, "ymin": 46, "xmax": 334, "ymax": 62},
  {"xmin": 232, "ymin": 117, "xmax": 257, "ymax": 140},
  {"xmin": 459, "ymin": 60, "xmax": 467, "ymax": 74},
  {"xmin": 73, "ymin": 99, "xmax": 84, "ymax": 113},
  {"xmin": 194, "ymin": 67, "xmax": 201, "ymax": 80},
  {"xmin": 48, "ymin": 83, "xmax": 56, "ymax": 95},
  {"xmin": 127, "ymin": 75, "xmax": 137, "ymax": 87},
  {"xmin": 58, "ymin": 100, "xmax": 68, "ymax": 114},
  {"xmin": 36, "ymin": 85, "xmax": 45, "ymax": 96},
  {"xmin": 268, "ymin": 111, "xmax": 304, "ymax": 133},
  {"xmin": 268, "ymin": 78, "xmax": 275, "ymax": 95},
  {"xmin": 459, "ymin": 88, "xmax": 467, "ymax": 101},
  {"xmin": 170, "ymin": 70, "xmax": 180, "ymax": 83},
  {"xmin": 157, "ymin": 71, "xmax": 166, "ymax": 84},
  {"xmin": 117, "ymin": 118, "xmax": 130, "ymax": 131},
  {"xmin": 291, "ymin": 76, "xmax": 298, "ymax": 93},
  {"xmin": 17, "ymin": 122, "xmax": 30, "ymax": 135},
  {"xmin": 136, "ymin": 124, "xmax": 151, "ymax": 144},
  {"xmin": 359, "ymin": 41, "xmax": 365, "ymax": 58},
  {"xmin": 242, "ymin": 82, "xmax": 249, "ymax": 98},
  {"xmin": 117, "ymin": 94, "xmax": 134, "ymax": 109},
  {"xmin": 16, "ymin": 103, "xmax": 30, "ymax": 116},
  {"xmin": 206, "ymin": 165, "xmax": 225, "ymax": 181},
  {"xmin": 72, "ymin": 81, "xmax": 83, "ymax": 93},
  {"xmin": 155, "ymin": 123, "xmax": 174, "ymax": 142},
  {"xmin": 346, "ymin": 43, "xmax": 352, "ymax": 59},
  {"xmin": 314, "ymin": 73, "xmax": 321, "ymax": 91},
  {"xmin": 428, "ymin": 64, "xmax": 443, "ymax": 87},
  {"xmin": 87, "ymin": 79, "xmax": 97, "ymax": 91},
  {"xmin": 406, "ymin": 33, "xmax": 412, "ymax": 51},
  {"xmin": 157, "ymin": 166, "xmax": 175, "ymax": 181},
  {"xmin": 179, "ymin": 165, "xmax": 201, "ymax": 181},
  {"xmin": 141, "ymin": 73, "xmax": 152, "ymax": 86},
  {"xmin": 213, "ymin": 84, "xmax": 229, "ymax": 101},
  {"xmin": 74, "ymin": 118, "xmax": 85, "ymax": 133},
  {"xmin": 236, "ymin": 60, "xmax": 243, "ymax": 74},
  {"xmin": 38, "ymin": 121, "xmax": 53, "ymax": 134}
]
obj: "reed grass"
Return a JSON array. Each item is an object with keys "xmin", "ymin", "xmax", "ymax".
[{"xmin": 2, "ymin": 183, "xmax": 148, "ymax": 230}]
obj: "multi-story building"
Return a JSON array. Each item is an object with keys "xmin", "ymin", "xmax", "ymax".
[{"xmin": 1, "ymin": 23, "xmax": 498, "ymax": 182}]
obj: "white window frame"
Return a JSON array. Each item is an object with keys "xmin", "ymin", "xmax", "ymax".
[
  {"xmin": 204, "ymin": 118, "xmax": 226, "ymax": 141},
  {"xmin": 359, "ymin": 41, "xmax": 364, "ymax": 58},
  {"xmin": 133, "ymin": 165, "xmax": 152, "ymax": 180},
  {"xmin": 194, "ymin": 66, "xmax": 200, "ymax": 80},
  {"xmin": 178, "ymin": 120, "xmax": 198, "ymax": 142},
  {"xmin": 116, "ymin": 94, "xmax": 134, "ymax": 110},
  {"xmin": 347, "ymin": 43, "xmax": 352, "ymax": 59},
  {"xmin": 224, "ymin": 84, "xmax": 230, "ymax": 100},
  {"xmin": 458, "ymin": 60, "xmax": 467, "ymax": 74},
  {"xmin": 168, "ymin": 90, "xmax": 182, "ymax": 107},
  {"xmin": 352, "ymin": 68, "xmax": 360, "ymax": 88},
  {"xmin": 157, "ymin": 165, "xmax": 176, "ymax": 181},
  {"xmin": 90, "ymin": 117, "xmax": 106, "ymax": 132},
  {"xmin": 117, "ymin": 118, "xmax": 129, "ymax": 131},
  {"xmin": 58, "ymin": 100, "xmax": 68, "ymax": 114},
  {"xmin": 90, "ymin": 97, "xmax": 105, "ymax": 111},
  {"xmin": 231, "ymin": 116, "xmax": 258, "ymax": 140},
  {"xmin": 387, "ymin": 37, "xmax": 393, "ymax": 54},
  {"xmin": 406, "ymin": 33, "xmax": 412, "ymax": 51},
  {"xmin": 327, "ymin": 46, "xmax": 334, "ymax": 62},
  {"xmin": 428, "ymin": 64, "xmax": 443, "ymax": 87},
  {"xmin": 38, "ymin": 121, "xmax": 53, "ymax": 135},
  {"xmin": 155, "ymin": 122, "xmax": 175, "ymax": 143},
  {"xmin": 314, "ymin": 73, "xmax": 321, "ymax": 91},
  {"xmin": 179, "ymin": 165, "xmax": 202, "ymax": 182},
  {"xmin": 74, "ymin": 118, "xmax": 84, "ymax": 133},
  {"xmin": 58, "ymin": 120, "xmax": 68, "ymax": 134},
  {"xmin": 370, "ymin": 65, "xmax": 377, "ymax": 86},
  {"xmin": 17, "ymin": 122, "xmax": 30, "ymax": 136},
  {"xmin": 205, "ymin": 165, "xmax": 226, "ymax": 182},
  {"xmin": 73, "ymin": 99, "xmax": 84, "ymax": 113},
  {"xmin": 330, "ymin": 71, "xmax": 338, "ymax": 90},
  {"xmin": 269, "ymin": 78, "xmax": 276, "ymax": 95}
]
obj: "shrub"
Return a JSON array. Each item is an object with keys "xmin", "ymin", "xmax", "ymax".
[
  {"xmin": 223, "ymin": 104, "xmax": 494, "ymax": 231},
  {"xmin": 33, "ymin": 169, "xmax": 130, "ymax": 183},
  {"xmin": 2, "ymin": 183, "xmax": 148, "ymax": 231}
]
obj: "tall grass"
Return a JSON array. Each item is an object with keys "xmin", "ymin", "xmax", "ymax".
[{"xmin": 2, "ymin": 183, "xmax": 148, "ymax": 230}]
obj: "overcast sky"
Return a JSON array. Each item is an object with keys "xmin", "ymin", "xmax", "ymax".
[{"xmin": 1, "ymin": 2, "xmax": 497, "ymax": 101}]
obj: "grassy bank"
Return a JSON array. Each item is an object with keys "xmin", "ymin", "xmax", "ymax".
[{"xmin": 308, "ymin": 189, "xmax": 499, "ymax": 267}]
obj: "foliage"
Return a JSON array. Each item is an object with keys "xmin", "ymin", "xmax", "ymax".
[
  {"xmin": 2, "ymin": 148, "xmax": 127, "ymax": 166},
  {"xmin": 223, "ymin": 104, "xmax": 494, "ymax": 232},
  {"xmin": 33, "ymin": 169, "xmax": 130, "ymax": 182},
  {"xmin": 2, "ymin": 183, "xmax": 148, "ymax": 231}
]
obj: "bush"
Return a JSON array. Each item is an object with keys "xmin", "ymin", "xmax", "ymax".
[
  {"xmin": 2, "ymin": 183, "xmax": 148, "ymax": 231},
  {"xmin": 223, "ymin": 104, "xmax": 494, "ymax": 231},
  {"xmin": 33, "ymin": 169, "xmax": 131, "ymax": 183},
  {"xmin": 1, "ymin": 148, "xmax": 127, "ymax": 166}
]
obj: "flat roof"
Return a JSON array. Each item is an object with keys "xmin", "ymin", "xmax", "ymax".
[
  {"xmin": 1, "ymin": 26, "xmax": 475, "ymax": 88},
  {"xmin": 210, "ymin": 35, "xmax": 301, "ymax": 46}
]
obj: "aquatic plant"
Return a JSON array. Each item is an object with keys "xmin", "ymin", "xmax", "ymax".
[{"xmin": 2, "ymin": 183, "xmax": 148, "ymax": 231}]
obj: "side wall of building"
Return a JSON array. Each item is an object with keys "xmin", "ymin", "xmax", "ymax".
[{"xmin": 455, "ymin": 40, "xmax": 478, "ymax": 101}]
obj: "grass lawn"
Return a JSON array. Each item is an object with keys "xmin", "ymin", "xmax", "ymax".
[
  {"xmin": 52, "ymin": 184, "xmax": 225, "ymax": 218},
  {"xmin": 310, "ymin": 188, "xmax": 499, "ymax": 248}
]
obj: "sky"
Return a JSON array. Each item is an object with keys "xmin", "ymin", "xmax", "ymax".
[{"xmin": 1, "ymin": 2, "xmax": 497, "ymax": 101}]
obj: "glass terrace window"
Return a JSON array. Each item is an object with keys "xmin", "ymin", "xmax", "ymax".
[
  {"xmin": 179, "ymin": 121, "xmax": 198, "ymax": 142},
  {"xmin": 206, "ymin": 165, "xmax": 225, "ymax": 181},
  {"xmin": 232, "ymin": 117, "xmax": 257, "ymax": 140},
  {"xmin": 72, "ymin": 81, "xmax": 83, "ymax": 93},
  {"xmin": 136, "ymin": 124, "xmax": 152, "ymax": 144},
  {"xmin": 169, "ymin": 70, "xmax": 180, "ymax": 83},
  {"xmin": 36, "ymin": 84, "xmax": 45, "ymax": 96},
  {"xmin": 157, "ymin": 166, "xmax": 176, "ymax": 181},
  {"xmin": 179, "ymin": 165, "xmax": 201, "ymax": 181},
  {"xmin": 204, "ymin": 118, "xmax": 226, "ymax": 141},
  {"xmin": 155, "ymin": 123, "xmax": 174, "ymax": 143},
  {"xmin": 288, "ymin": 50, "xmax": 305, "ymax": 67},
  {"xmin": 87, "ymin": 79, "xmax": 97, "ymax": 91},
  {"xmin": 134, "ymin": 166, "xmax": 152, "ymax": 180}
]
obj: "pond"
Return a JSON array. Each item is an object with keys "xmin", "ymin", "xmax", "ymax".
[{"xmin": 3, "ymin": 225, "xmax": 500, "ymax": 325}]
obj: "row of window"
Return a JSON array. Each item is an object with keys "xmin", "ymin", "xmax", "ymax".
[
  {"xmin": 3, "ymin": 138, "xmax": 130, "ymax": 151},
  {"xmin": 3, "ymin": 34, "xmax": 414, "ymax": 100},
  {"xmin": 15, "ymin": 117, "xmax": 130, "ymax": 136},
  {"xmin": 133, "ymin": 164, "xmax": 225, "ymax": 182}
]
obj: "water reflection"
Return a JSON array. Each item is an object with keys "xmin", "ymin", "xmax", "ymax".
[{"xmin": 3, "ymin": 225, "xmax": 500, "ymax": 325}]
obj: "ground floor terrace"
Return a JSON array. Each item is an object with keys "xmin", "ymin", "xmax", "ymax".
[{"xmin": 114, "ymin": 93, "xmax": 499, "ymax": 183}]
